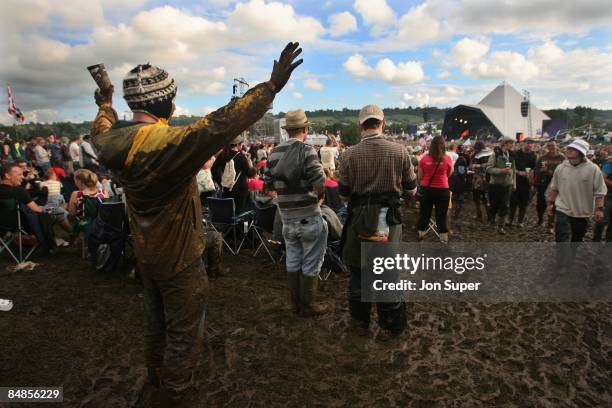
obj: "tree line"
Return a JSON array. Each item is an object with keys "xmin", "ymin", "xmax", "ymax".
[{"xmin": 1, "ymin": 106, "xmax": 610, "ymax": 144}]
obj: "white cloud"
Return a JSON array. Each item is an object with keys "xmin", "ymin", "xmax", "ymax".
[
  {"xmin": 396, "ymin": 4, "xmax": 440, "ymax": 45},
  {"xmin": 228, "ymin": 0, "xmax": 324, "ymax": 43},
  {"xmin": 343, "ymin": 54, "xmax": 373, "ymax": 78},
  {"xmin": 25, "ymin": 109, "xmax": 63, "ymax": 124},
  {"xmin": 292, "ymin": 92, "xmax": 304, "ymax": 99},
  {"xmin": 461, "ymin": 51, "xmax": 540, "ymax": 81},
  {"xmin": 344, "ymin": 54, "xmax": 425, "ymax": 84},
  {"xmin": 0, "ymin": 0, "xmax": 147, "ymax": 32},
  {"xmin": 398, "ymin": 84, "xmax": 471, "ymax": 108},
  {"xmin": 0, "ymin": 0, "xmax": 326, "ymax": 119},
  {"xmin": 447, "ymin": 37, "xmax": 539, "ymax": 82},
  {"xmin": 203, "ymin": 82, "xmax": 226, "ymax": 95},
  {"xmin": 328, "ymin": 11, "xmax": 358, "ymax": 37},
  {"xmin": 304, "ymin": 78, "xmax": 324, "ymax": 91},
  {"xmin": 440, "ymin": 0, "xmax": 612, "ymax": 37},
  {"xmin": 451, "ymin": 37, "xmax": 490, "ymax": 64},
  {"xmin": 131, "ymin": 6, "xmax": 228, "ymax": 50},
  {"xmin": 438, "ymin": 70, "xmax": 451, "ymax": 79},
  {"xmin": 353, "ymin": 0, "xmax": 396, "ymax": 35},
  {"xmin": 528, "ymin": 41, "xmax": 565, "ymax": 63},
  {"xmin": 174, "ymin": 106, "xmax": 192, "ymax": 117},
  {"xmin": 355, "ymin": 0, "xmax": 612, "ymax": 52},
  {"xmin": 207, "ymin": 0, "xmax": 236, "ymax": 7}
]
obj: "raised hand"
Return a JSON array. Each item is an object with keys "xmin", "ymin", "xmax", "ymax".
[
  {"xmin": 95, "ymin": 85, "xmax": 114, "ymax": 107},
  {"xmin": 269, "ymin": 42, "xmax": 303, "ymax": 93}
]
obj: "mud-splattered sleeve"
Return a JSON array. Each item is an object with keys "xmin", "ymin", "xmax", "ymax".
[
  {"xmin": 90, "ymin": 104, "xmax": 118, "ymax": 139},
  {"xmin": 132, "ymin": 81, "xmax": 276, "ymax": 183}
]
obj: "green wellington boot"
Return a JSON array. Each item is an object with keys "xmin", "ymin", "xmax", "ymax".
[
  {"xmin": 299, "ymin": 274, "xmax": 328, "ymax": 317},
  {"xmin": 287, "ymin": 272, "xmax": 300, "ymax": 314}
]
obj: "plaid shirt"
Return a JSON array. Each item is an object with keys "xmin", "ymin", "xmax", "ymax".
[{"xmin": 338, "ymin": 135, "xmax": 416, "ymax": 196}]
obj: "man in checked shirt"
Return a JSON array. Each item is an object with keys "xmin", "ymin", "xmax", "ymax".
[{"xmin": 338, "ymin": 105, "xmax": 417, "ymax": 337}]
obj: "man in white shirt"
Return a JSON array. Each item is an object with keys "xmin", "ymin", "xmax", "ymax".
[
  {"xmin": 319, "ymin": 136, "xmax": 338, "ymax": 171},
  {"xmin": 69, "ymin": 136, "xmax": 81, "ymax": 170},
  {"xmin": 80, "ymin": 135, "xmax": 99, "ymax": 171},
  {"xmin": 33, "ymin": 137, "xmax": 50, "ymax": 171}
]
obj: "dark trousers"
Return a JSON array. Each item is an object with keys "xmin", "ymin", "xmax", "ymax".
[
  {"xmin": 348, "ymin": 266, "xmax": 407, "ymax": 333},
  {"xmin": 510, "ymin": 181, "xmax": 530, "ymax": 210},
  {"xmin": 21, "ymin": 207, "xmax": 56, "ymax": 251},
  {"xmin": 417, "ymin": 187, "xmax": 450, "ymax": 233},
  {"xmin": 141, "ymin": 258, "xmax": 208, "ymax": 395},
  {"xmin": 536, "ymin": 184, "xmax": 548, "ymax": 218},
  {"xmin": 472, "ymin": 189, "xmax": 487, "ymax": 205},
  {"xmin": 488, "ymin": 184, "xmax": 512, "ymax": 218},
  {"xmin": 593, "ymin": 198, "xmax": 612, "ymax": 242},
  {"xmin": 555, "ymin": 211, "xmax": 588, "ymax": 242}
]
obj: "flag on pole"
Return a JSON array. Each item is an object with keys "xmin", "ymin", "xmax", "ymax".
[{"xmin": 7, "ymin": 86, "xmax": 25, "ymax": 123}]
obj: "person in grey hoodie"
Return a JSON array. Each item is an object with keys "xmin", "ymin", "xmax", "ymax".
[{"xmin": 547, "ymin": 139, "xmax": 607, "ymax": 242}]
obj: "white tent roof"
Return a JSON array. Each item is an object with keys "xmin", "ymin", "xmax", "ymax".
[{"xmin": 475, "ymin": 83, "xmax": 549, "ymax": 140}]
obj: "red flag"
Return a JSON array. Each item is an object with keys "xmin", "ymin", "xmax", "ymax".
[
  {"xmin": 517, "ymin": 133, "xmax": 525, "ymax": 142},
  {"xmin": 460, "ymin": 129, "xmax": 469, "ymax": 138},
  {"xmin": 7, "ymin": 86, "xmax": 25, "ymax": 123}
]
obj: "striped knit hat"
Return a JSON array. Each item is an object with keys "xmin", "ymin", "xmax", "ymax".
[{"xmin": 123, "ymin": 64, "xmax": 177, "ymax": 111}]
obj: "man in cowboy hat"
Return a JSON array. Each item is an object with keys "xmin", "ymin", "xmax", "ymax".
[
  {"xmin": 89, "ymin": 42, "xmax": 303, "ymax": 407},
  {"xmin": 264, "ymin": 109, "xmax": 328, "ymax": 317}
]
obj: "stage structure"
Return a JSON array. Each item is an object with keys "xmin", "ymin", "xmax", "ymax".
[{"xmin": 442, "ymin": 83, "xmax": 549, "ymax": 141}]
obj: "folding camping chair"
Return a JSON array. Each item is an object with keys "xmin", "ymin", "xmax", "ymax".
[
  {"xmin": 238, "ymin": 201, "xmax": 283, "ymax": 263},
  {"xmin": 422, "ymin": 218, "xmax": 441, "ymax": 239},
  {"xmin": 73, "ymin": 195, "xmax": 102, "ymax": 259},
  {"xmin": 206, "ymin": 197, "xmax": 253, "ymax": 255},
  {"xmin": 0, "ymin": 199, "xmax": 37, "ymax": 264},
  {"xmin": 420, "ymin": 192, "xmax": 451, "ymax": 240},
  {"xmin": 319, "ymin": 240, "xmax": 349, "ymax": 281}
]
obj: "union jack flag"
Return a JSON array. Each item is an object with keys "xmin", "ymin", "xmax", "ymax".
[{"xmin": 7, "ymin": 86, "xmax": 25, "ymax": 123}]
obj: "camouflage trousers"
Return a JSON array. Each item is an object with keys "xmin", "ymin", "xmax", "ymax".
[{"xmin": 141, "ymin": 258, "xmax": 208, "ymax": 395}]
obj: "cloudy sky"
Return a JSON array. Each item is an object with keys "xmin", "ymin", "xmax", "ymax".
[{"xmin": 1, "ymin": 0, "xmax": 611, "ymax": 124}]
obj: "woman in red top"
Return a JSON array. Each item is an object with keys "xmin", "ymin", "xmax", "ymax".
[{"xmin": 417, "ymin": 136, "xmax": 454, "ymax": 241}]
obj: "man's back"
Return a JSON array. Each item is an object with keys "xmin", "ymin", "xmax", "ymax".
[
  {"xmin": 266, "ymin": 138, "xmax": 325, "ymax": 221},
  {"xmin": 340, "ymin": 136, "xmax": 414, "ymax": 195},
  {"xmin": 91, "ymin": 82, "xmax": 276, "ymax": 277},
  {"xmin": 94, "ymin": 121, "xmax": 205, "ymax": 277}
]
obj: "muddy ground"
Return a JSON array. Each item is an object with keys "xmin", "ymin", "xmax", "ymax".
[{"xmin": 1, "ymin": 201, "xmax": 610, "ymax": 407}]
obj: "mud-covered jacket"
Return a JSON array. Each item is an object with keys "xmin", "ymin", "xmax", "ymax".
[{"xmin": 90, "ymin": 82, "xmax": 275, "ymax": 278}]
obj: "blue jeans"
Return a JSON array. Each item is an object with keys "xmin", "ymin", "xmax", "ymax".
[{"xmin": 282, "ymin": 214, "xmax": 328, "ymax": 276}]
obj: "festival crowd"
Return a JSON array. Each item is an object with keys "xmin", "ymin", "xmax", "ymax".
[{"xmin": 0, "ymin": 41, "xmax": 610, "ymax": 408}]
